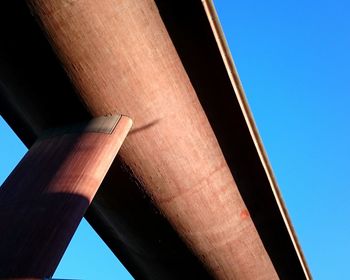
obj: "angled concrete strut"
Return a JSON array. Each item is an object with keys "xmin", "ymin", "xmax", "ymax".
[{"xmin": 0, "ymin": 115, "xmax": 132, "ymax": 278}]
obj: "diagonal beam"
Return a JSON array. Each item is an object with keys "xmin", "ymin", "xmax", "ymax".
[
  {"xmin": 0, "ymin": 115, "xmax": 132, "ymax": 278},
  {"xmin": 25, "ymin": 0, "xmax": 279, "ymax": 278}
]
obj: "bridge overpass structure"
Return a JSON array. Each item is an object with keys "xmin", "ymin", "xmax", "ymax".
[{"xmin": 0, "ymin": 0, "xmax": 311, "ymax": 279}]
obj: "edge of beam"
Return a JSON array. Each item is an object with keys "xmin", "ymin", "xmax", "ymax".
[
  {"xmin": 201, "ymin": 1, "xmax": 312, "ymax": 278},
  {"xmin": 38, "ymin": 114, "xmax": 122, "ymax": 141}
]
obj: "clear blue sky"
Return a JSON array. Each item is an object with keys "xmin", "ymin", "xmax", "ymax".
[{"xmin": 1, "ymin": 0, "xmax": 349, "ymax": 278}]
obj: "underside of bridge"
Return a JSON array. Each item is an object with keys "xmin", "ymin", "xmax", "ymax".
[{"xmin": 0, "ymin": 0, "xmax": 311, "ymax": 279}]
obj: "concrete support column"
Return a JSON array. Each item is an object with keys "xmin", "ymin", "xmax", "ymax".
[{"xmin": 0, "ymin": 115, "xmax": 132, "ymax": 278}]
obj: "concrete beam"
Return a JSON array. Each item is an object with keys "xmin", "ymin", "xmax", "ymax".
[
  {"xmin": 0, "ymin": 115, "xmax": 132, "ymax": 278},
  {"xmin": 26, "ymin": 0, "xmax": 278, "ymax": 278}
]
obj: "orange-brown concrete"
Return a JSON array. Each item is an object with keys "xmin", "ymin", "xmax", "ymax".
[
  {"xmin": 0, "ymin": 115, "xmax": 132, "ymax": 278},
  {"xmin": 26, "ymin": 0, "xmax": 278, "ymax": 278}
]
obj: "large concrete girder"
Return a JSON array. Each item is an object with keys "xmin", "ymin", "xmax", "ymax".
[{"xmin": 25, "ymin": 0, "xmax": 278, "ymax": 279}]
